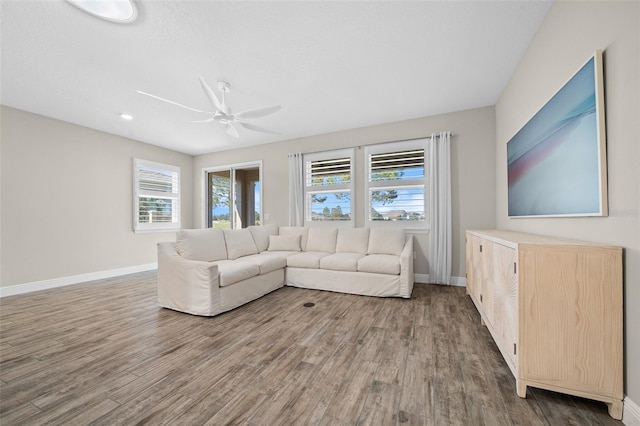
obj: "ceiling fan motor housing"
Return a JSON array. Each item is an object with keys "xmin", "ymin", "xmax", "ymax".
[
  {"xmin": 217, "ymin": 81, "xmax": 231, "ymax": 93},
  {"xmin": 138, "ymin": 77, "xmax": 280, "ymax": 138}
]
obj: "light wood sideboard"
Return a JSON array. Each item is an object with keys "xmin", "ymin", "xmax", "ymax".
[{"xmin": 465, "ymin": 230, "xmax": 623, "ymax": 419}]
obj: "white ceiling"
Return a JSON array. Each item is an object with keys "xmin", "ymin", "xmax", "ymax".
[{"xmin": 1, "ymin": 0, "xmax": 553, "ymax": 156}]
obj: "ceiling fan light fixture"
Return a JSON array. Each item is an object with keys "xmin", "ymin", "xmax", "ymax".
[
  {"xmin": 138, "ymin": 77, "xmax": 282, "ymax": 138},
  {"xmin": 66, "ymin": 0, "xmax": 138, "ymax": 24}
]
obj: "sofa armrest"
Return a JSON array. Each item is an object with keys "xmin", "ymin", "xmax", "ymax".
[
  {"xmin": 157, "ymin": 242, "xmax": 221, "ymax": 316},
  {"xmin": 399, "ymin": 235, "xmax": 414, "ymax": 298}
]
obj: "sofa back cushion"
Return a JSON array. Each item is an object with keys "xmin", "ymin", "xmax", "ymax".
[
  {"xmin": 305, "ymin": 227, "xmax": 338, "ymax": 253},
  {"xmin": 278, "ymin": 226, "xmax": 309, "ymax": 251},
  {"xmin": 176, "ymin": 228, "xmax": 227, "ymax": 262},
  {"xmin": 367, "ymin": 228, "xmax": 405, "ymax": 256},
  {"xmin": 248, "ymin": 224, "xmax": 279, "ymax": 252},
  {"xmin": 223, "ymin": 229, "xmax": 259, "ymax": 260},
  {"xmin": 267, "ymin": 234, "xmax": 301, "ymax": 251},
  {"xmin": 336, "ymin": 228, "xmax": 370, "ymax": 254}
]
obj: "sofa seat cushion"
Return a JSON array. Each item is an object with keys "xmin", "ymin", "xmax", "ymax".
[
  {"xmin": 240, "ymin": 253, "xmax": 287, "ymax": 275},
  {"xmin": 319, "ymin": 253, "xmax": 366, "ymax": 272},
  {"xmin": 287, "ymin": 252, "xmax": 331, "ymax": 269},
  {"xmin": 357, "ymin": 254, "xmax": 400, "ymax": 275},
  {"xmin": 215, "ymin": 260, "xmax": 260, "ymax": 287}
]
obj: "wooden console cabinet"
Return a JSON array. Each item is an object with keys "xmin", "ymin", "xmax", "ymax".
[{"xmin": 465, "ymin": 230, "xmax": 623, "ymax": 419}]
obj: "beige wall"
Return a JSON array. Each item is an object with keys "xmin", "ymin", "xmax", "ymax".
[
  {"xmin": 495, "ymin": 1, "xmax": 639, "ymax": 404},
  {"xmin": 194, "ymin": 106, "xmax": 496, "ymax": 279},
  {"xmin": 0, "ymin": 106, "xmax": 193, "ymax": 287}
]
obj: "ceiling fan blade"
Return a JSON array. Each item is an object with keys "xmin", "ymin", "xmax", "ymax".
[
  {"xmin": 233, "ymin": 105, "xmax": 282, "ymax": 120},
  {"xmin": 237, "ymin": 121, "xmax": 281, "ymax": 135},
  {"xmin": 226, "ymin": 123, "xmax": 239, "ymax": 138},
  {"xmin": 137, "ymin": 90, "xmax": 209, "ymax": 114},
  {"xmin": 187, "ymin": 117, "xmax": 216, "ymax": 123},
  {"xmin": 198, "ymin": 76, "xmax": 227, "ymax": 114}
]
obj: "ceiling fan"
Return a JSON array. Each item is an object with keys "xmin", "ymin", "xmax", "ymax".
[{"xmin": 137, "ymin": 77, "xmax": 281, "ymax": 138}]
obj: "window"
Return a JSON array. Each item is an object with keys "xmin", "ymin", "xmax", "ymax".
[
  {"xmin": 365, "ymin": 139, "xmax": 427, "ymax": 227},
  {"xmin": 204, "ymin": 162, "xmax": 262, "ymax": 229},
  {"xmin": 133, "ymin": 159, "xmax": 180, "ymax": 232},
  {"xmin": 304, "ymin": 149, "xmax": 354, "ymax": 224}
]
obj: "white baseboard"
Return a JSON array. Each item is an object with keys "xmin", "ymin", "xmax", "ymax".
[
  {"xmin": 3, "ymin": 269, "xmax": 464, "ymax": 296},
  {"xmin": 450, "ymin": 276, "xmax": 467, "ymax": 286},
  {"xmin": 624, "ymin": 396, "xmax": 640, "ymax": 425},
  {"xmin": 0, "ymin": 263, "xmax": 157, "ymax": 298},
  {"xmin": 414, "ymin": 273, "xmax": 430, "ymax": 283},
  {"xmin": 414, "ymin": 274, "xmax": 466, "ymax": 287}
]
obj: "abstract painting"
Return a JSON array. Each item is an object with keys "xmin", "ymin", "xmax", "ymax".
[{"xmin": 507, "ymin": 51, "xmax": 607, "ymax": 217}]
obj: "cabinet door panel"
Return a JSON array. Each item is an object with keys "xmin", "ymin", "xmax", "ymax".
[
  {"xmin": 469, "ymin": 235, "xmax": 483, "ymax": 303},
  {"xmin": 480, "ymin": 239, "xmax": 495, "ymax": 327},
  {"xmin": 465, "ymin": 234, "xmax": 475, "ymax": 297},
  {"xmin": 492, "ymin": 243, "xmax": 518, "ymax": 370},
  {"xmin": 520, "ymin": 246, "xmax": 623, "ymax": 397}
]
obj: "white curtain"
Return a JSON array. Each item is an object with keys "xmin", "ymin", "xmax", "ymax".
[
  {"xmin": 288, "ymin": 153, "xmax": 304, "ymax": 226},
  {"xmin": 428, "ymin": 132, "xmax": 452, "ymax": 284}
]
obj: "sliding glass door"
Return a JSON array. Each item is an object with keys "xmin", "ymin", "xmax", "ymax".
[
  {"xmin": 205, "ymin": 162, "xmax": 261, "ymax": 229},
  {"xmin": 208, "ymin": 169, "xmax": 232, "ymax": 228}
]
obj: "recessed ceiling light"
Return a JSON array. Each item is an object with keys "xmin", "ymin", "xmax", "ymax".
[
  {"xmin": 120, "ymin": 113, "xmax": 134, "ymax": 120},
  {"xmin": 66, "ymin": 0, "xmax": 138, "ymax": 24}
]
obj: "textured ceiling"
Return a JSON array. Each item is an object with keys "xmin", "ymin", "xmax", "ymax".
[{"xmin": 1, "ymin": 1, "xmax": 553, "ymax": 155}]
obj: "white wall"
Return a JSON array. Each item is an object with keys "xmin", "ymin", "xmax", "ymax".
[
  {"xmin": 495, "ymin": 0, "xmax": 639, "ymax": 408},
  {"xmin": 0, "ymin": 106, "xmax": 194, "ymax": 287},
  {"xmin": 194, "ymin": 106, "xmax": 496, "ymax": 279}
]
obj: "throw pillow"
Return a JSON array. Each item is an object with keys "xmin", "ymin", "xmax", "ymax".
[
  {"xmin": 278, "ymin": 226, "xmax": 309, "ymax": 251},
  {"xmin": 248, "ymin": 224, "xmax": 279, "ymax": 252}
]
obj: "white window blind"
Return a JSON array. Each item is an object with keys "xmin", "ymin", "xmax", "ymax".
[
  {"xmin": 307, "ymin": 157, "xmax": 351, "ymax": 187},
  {"xmin": 365, "ymin": 140, "xmax": 427, "ymax": 227},
  {"xmin": 133, "ymin": 159, "xmax": 180, "ymax": 232},
  {"xmin": 304, "ymin": 149, "xmax": 354, "ymax": 224}
]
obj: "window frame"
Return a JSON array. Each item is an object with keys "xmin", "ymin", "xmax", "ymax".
[
  {"xmin": 133, "ymin": 158, "xmax": 181, "ymax": 233},
  {"xmin": 364, "ymin": 139, "xmax": 428, "ymax": 231},
  {"xmin": 303, "ymin": 148, "xmax": 355, "ymax": 226}
]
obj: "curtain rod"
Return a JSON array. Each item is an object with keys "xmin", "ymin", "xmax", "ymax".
[
  {"xmin": 290, "ymin": 132, "xmax": 454, "ymax": 156},
  {"xmin": 356, "ymin": 132, "xmax": 454, "ymax": 150},
  {"xmin": 388, "ymin": 132, "xmax": 455, "ymax": 142}
]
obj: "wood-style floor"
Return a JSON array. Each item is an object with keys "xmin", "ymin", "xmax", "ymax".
[{"xmin": 0, "ymin": 272, "xmax": 622, "ymax": 425}]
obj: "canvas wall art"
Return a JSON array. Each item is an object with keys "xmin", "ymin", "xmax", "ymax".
[{"xmin": 507, "ymin": 51, "xmax": 607, "ymax": 217}]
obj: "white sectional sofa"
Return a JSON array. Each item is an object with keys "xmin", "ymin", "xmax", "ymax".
[{"xmin": 157, "ymin": 224, "xmax": 414, "ymax": 316}]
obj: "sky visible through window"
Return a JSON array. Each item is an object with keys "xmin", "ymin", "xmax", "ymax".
[
  {"xmin": 210, "ymin": 182, "xmax": 260, "ymax": 216},
  {"xmin": 309, "ymin": 164, "xmax": 425, "ymax": 221}
]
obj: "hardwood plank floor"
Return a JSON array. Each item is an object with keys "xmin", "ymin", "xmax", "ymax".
[{"xmin": 0, "ymin": 271, "xmax": 623, "ymax": 425}]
